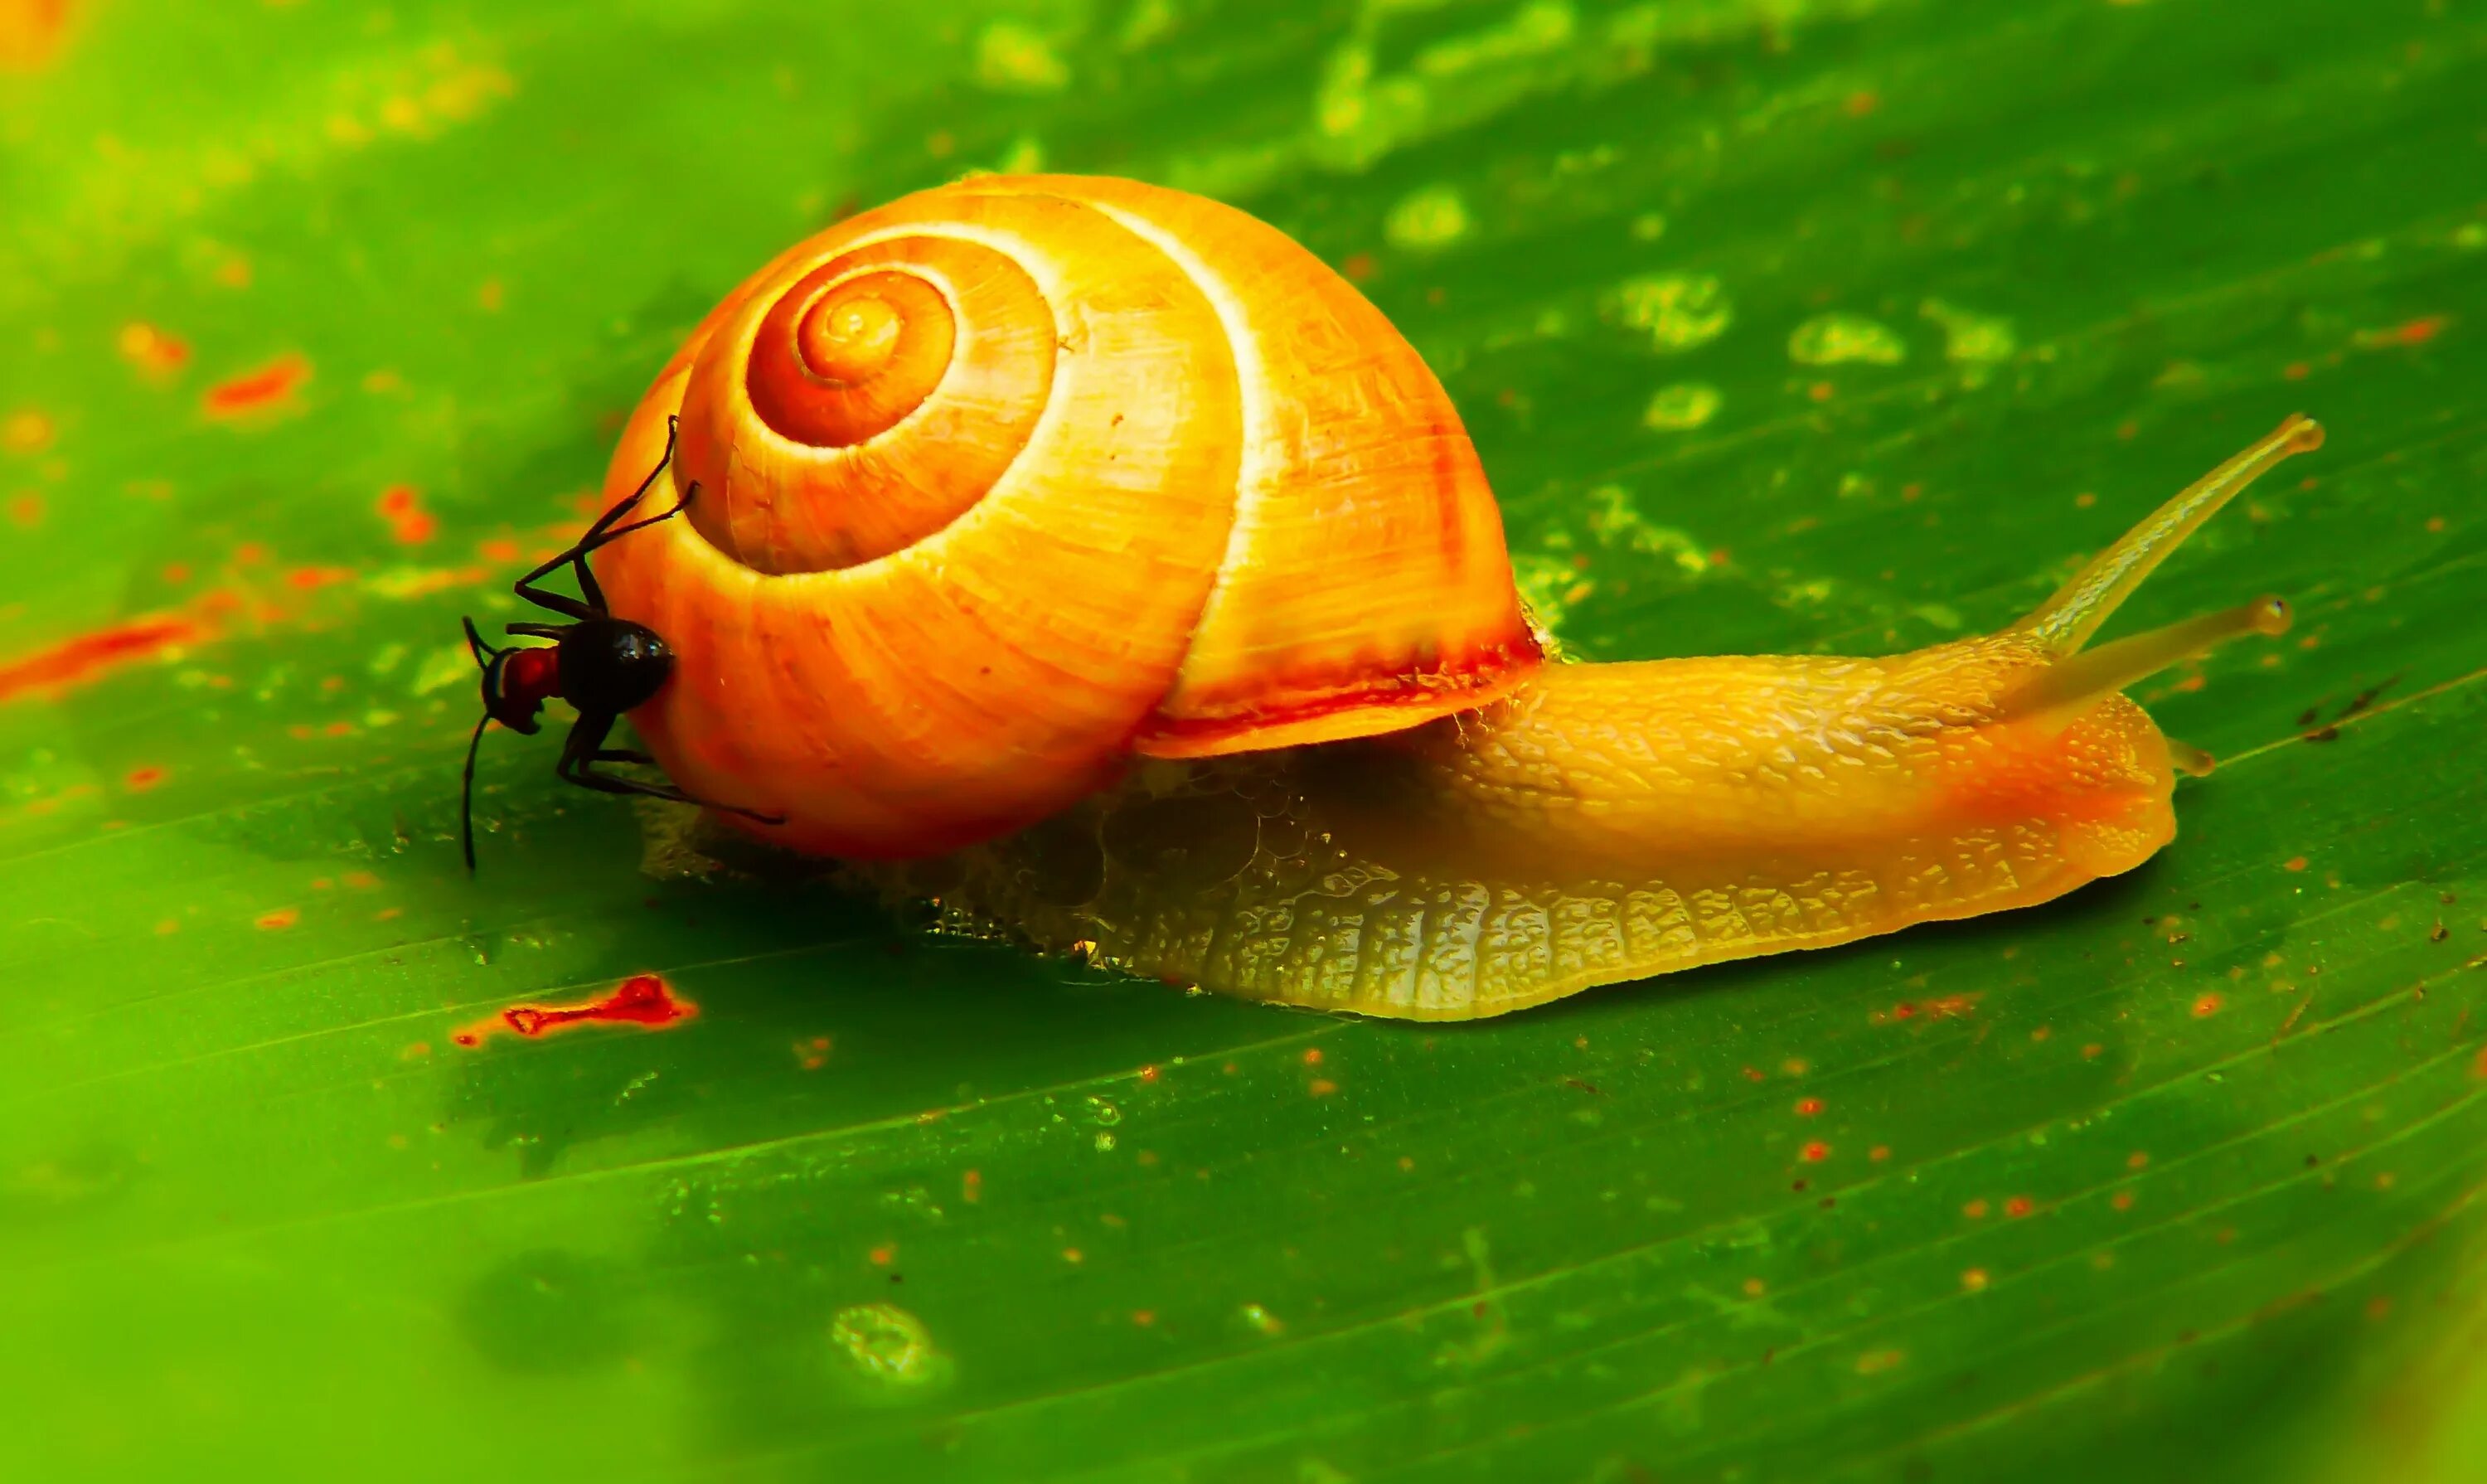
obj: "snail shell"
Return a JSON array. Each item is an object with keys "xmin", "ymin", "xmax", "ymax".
[{"xmin": 595, "ymin": 175, "xmax": 1539, "ymax": 860}]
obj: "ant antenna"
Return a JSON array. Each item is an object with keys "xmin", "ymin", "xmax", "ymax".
[{"xmin": 459, "ymin": 616, "xmax": 504, "ymax": 873}]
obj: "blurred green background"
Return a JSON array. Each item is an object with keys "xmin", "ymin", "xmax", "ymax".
[{"xmin": 3, "ymin": 1, "xmax": 2484, "ymax": 1480}]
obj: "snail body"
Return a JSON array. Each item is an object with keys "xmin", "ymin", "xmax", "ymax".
[{"xmin": 588, "ymin": 174, "xmax": 2319, "ymax": 1021}]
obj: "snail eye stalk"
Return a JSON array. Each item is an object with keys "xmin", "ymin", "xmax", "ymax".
[{"xmin": 458, "ymin": 418, "xmax": 780, "ymax": 872}]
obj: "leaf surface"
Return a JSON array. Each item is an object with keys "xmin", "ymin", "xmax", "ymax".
[{"xmin": 2, "ymin": 2, "xmax": 2483, "ymax": 1480}]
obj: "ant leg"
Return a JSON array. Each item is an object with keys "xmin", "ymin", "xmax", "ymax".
[
  {"xmin": 511, "ymin": 552, "xmax": 599, "ymax": 622},
  {"xmin": 583, "ymin": 745, "xmax": 659, "ymax": 767},
  {"xmin": 579, "ymin": 413, "xmax": 682, "ymax": 541},
  {"xmin": 511, "ymin": 419, "xmax": 686, "ymax": 619},
  {"xmin": 562, "ymin": 479, "xmax": 703, "ymax": 613},
  {"xmin": 554, "ymin": 715, "xmax": 785, "ymax": 823},
  {"xmin": 516, "ymin": 478, "xmax": 700, "ymax": 618},
  {"xmin": 504, "ymin": 623, "xmax": 571, "ymax": 641}
]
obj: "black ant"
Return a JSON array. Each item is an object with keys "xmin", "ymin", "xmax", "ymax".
[{"xmin": 459, "ymin": 416, "xmax": 779, "ymax": 870}]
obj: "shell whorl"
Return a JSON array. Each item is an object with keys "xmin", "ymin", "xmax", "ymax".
[
  {"xmin": 594, "ymin": 175, "xmax": 1541, "ymax": 860},
  {"xmin": 681, "ymin": 231, "xmax": 1059, "ymax": 575}
]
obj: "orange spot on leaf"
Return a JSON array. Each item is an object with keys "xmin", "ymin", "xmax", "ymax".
[
  {"xmin": 2, "ymin": 408, "xmax": 54, "ymax": 453},
  {"xmin": 124, "ymin": 765, "xmax": 165, "ymax": 791},
  {"xmin": 376, "ymin": 483, "xmax": 436, "ymax": 545},
  {"xmin": 118, "ymin": 322, "xmax": 191, "ymax": 377},
  {"xmin": 1872, "ymin": 993, "xmax": 1980, "ymax": 1026},
  {"xmin": 2357, "ymin": 314, "xmax": 2447, "ymax": 349},
  {"xmin": 0, "ymin": 615, "xmax": 203, "ymax": 705},
  {"xmin": 0, "ymin": 0, "xmax": 77, "ymax": 73},
  {"xmin": 255, "ymin": 907, "xmax": 299, "ymax": 930},
  {"xmin": 1799, "ymin": 1141, "xmax": 1831, "ymax": 1162},
  {"xmin": 203, "ymin": 354, "xmax": 312, "ymax": 419}
]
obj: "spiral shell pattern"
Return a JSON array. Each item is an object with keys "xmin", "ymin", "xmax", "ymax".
[{"xmin": 594, "ymin": 175, "xmax": 1541, "ymax": 859}]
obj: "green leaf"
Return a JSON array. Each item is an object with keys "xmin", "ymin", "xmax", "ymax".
[{"xmin": 3, "ymin": 1, "xmax": 2483, "ymax": 1480}]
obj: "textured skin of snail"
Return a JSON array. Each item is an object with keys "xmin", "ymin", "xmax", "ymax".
[{"xmin": 599, "ymin": 175, "xmax": 2320, "ymax": 1021}]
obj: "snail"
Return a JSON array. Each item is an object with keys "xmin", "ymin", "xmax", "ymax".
[{"xmin": 473, "ymin": 174, "xmax": 2321, "ymax": 1021}]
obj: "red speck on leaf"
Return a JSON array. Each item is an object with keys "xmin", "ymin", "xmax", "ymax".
[
  {"xmin": 124, "ymin": 765, "xmax": 164, "ymax": 790},
  {"xmin": 1800, "ymin": 1141, "xmax": 1831, "ymax": 1162},
  {"xmin": 0, "ymin": 0, "xmax": 78, "ymax": 73},
  {"xmin": 0, "ymin": 615, "xmax": 203, "ymax": 705},
  {"xmin": 119, "ymin": 322, "xmax": 191, "ymax": 376},
  {"xmin": 1873, "ymin": 992, "xmax": 1980, "ymax": 1026},
  {"xmin": 255, "ymin": 907, "xmax": 298, "ymax": 930},
  {"xmin": 202, "ymin": 354, "xmax": 312, "ymax": 418},
  {"xmin": 449, "ymin": 973, "xmax": 696, "ymax": 1048},
  {"xmin": 2366, "ymin": 314, "xmax": 2447, "ymax": 348},
  {"xmin": 376, "ymin": 484, "xmax": 436, "ymax": 545}
]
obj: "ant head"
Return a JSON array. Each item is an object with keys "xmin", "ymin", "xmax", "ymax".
[
  {"xmin": 463, "ymin": 616, "xmax": 558, "ymax": 735},
  {"xmin": 460, "ymin": 616, "xmax": 567, "ymax": 872}
]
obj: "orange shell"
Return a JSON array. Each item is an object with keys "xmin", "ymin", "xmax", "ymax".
[{"xmin": 593, "ymin": 175, "xmax": 1541, "ymax": 859}]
